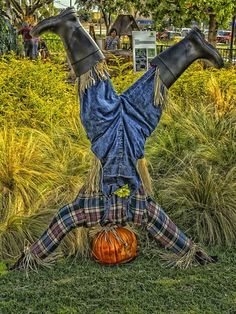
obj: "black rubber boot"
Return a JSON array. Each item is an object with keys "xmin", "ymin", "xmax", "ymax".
[
  {"xmin": 30, "ymin": 7, "xmax": 105, "ymax": 77},
  {"xmin": 195, "ymin": 251, "xmax": 218, "ymax": 265},
  {"xmin": 8, "ymin": 253, "xmax": 25, "ymax": 270},
  {"xmin": 150, "ymin": 27, "xmax": 224, "ymax": 88}
]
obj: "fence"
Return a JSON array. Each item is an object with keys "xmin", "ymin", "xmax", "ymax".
[
  {"xmin": 44, "ymin": 38, "xmax": 236, "ymax": 65},
  {"xmin": 217, "ymin": 47, "xmax": 236, "ymax": 64},
  {"xmin": 156, "ymin": 44, "xmax": 236, "ymax": 65}
]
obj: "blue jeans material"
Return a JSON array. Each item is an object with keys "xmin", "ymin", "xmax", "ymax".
[{"xmin": 80, "ymin": 67, "xmax": 163, "ymax": 197}]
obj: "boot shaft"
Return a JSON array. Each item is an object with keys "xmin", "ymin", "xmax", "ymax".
[
  {"xmin": 152, "ymin": 39, "xmax": 191, "ymax": 88},
  {"xmin": 31, "ymin": 7, "xmax": 105, "ymax": 77},
  {"xmin": 59, "ymin": 19, "xmax": 104, "ymax": 76},
  {"xmin": 151, "ymin": 27, "xmax": 224, "ymax": 88}
]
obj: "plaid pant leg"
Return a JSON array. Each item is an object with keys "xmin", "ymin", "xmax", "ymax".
[
  {"xmin": 30, "ymin": 200, "xmax": 86, "ymax": 258},
  {"xmin": 146, "ymin": 198, "xmax": 193, "ymax": 255}
]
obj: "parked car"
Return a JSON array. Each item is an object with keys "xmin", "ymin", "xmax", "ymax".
[
  {"xmin": 181, "ymin": 28, "xmax": 191, "ymax": 37},
  {"xmin": 216, "ymin": 30, "xmax": 231, "ymax": 44},
  {"xmin": 203, "ymin": 29, "xmax": 209, "ymax": 40},
  {"xmin": 158, "ymin": 31, "xmax": 182, "ymax": 42}
]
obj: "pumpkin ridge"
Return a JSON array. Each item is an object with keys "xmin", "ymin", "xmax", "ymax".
[
  {"xmin": 122, "ymin": 229, "xmax": 132, "ymax": 260},
  {"xmin": 91, "ymin": 226, "xmax": 138, "ymax": 265}
]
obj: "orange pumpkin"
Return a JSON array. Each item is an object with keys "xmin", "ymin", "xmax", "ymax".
[{"xmin": 91, "ymin": 226, "xmax": 138, "ymax": 265}]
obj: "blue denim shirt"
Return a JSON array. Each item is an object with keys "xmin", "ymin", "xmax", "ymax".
[{"xmin": 80, "ymin": 67, "xmax": 163, "ymax": 197}]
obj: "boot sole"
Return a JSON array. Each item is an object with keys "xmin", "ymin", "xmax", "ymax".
[{"xmin": 31, "ymin": 8, "xmax": 77, "ymax": 37}]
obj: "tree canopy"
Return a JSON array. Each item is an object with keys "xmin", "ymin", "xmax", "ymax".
[
  {"xmin": 75, "ymin": 0, "xmax": 135, "ymax": 33},
  {"xmin": 134, "ymin": 0, "xmax": 235, "ymax": 29},
  {"xmin": 75, "ymin": 0, "xmax": 235, "ymax": 44},
  {"xmin": 1, "ymin": 0, "xmax": 54, "ymax": 24}
]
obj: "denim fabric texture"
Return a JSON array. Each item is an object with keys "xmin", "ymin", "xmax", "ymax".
[{"xmin": 80, "ymin": 67, "xmax": 163, "ymax": 197}]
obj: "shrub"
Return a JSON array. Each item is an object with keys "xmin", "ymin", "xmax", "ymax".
[
  {"xmin": 158, "ymin": 162, "xmax": 236, "ymax": 246},
  {"xmin": 146, "ymin": 64, "xmax": 236, "ymax": 245},
  {"xmin": 0, "ymin": 53, "xmax": 74, "ymax": 129},
  {"xmin": 107, "ymin": 54, "xmax": 142, "ymax": 94},
  {"xmin": 0, "ymin": 56, "xmax": 92, "ymax": 259},
  {"xmin": 42, "ymin": 33, "xmax": 65, "ymax": 55}
]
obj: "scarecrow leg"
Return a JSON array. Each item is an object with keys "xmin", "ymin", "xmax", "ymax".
[
  {"xmin": 30, "ymin": 202, "xmax": 86, "ymax": 258},
  {"xmin": 10, "ymin": 199, "xmax": 86, "ymax": 270},
  {"xmin": 146, "ymin": 198, "xmax": 193, "ymax": 255},
  {"xmin": 145, "ymin": 198, "xmax": 217, "ymax": 267},
  {"xmin": 30, "ymin": 9, "xmax": 223, "ymax": 198}
]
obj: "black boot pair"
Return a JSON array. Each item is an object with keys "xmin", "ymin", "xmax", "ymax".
[{"xmin": 31, "ymin": 7, "xmax": 224, "ymax": 86}]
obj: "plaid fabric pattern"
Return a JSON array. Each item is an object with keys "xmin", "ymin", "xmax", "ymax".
[
  {"xmin": 146, "ymin": 197, "xmax": 193, "ymax": 254},
  {"xmin": 30, "ymin": 186, "xmax": 192, "ymax": 258},
  {"xmin": 30, "ymin": 199, "xmax": 86, "ymax": 258}
]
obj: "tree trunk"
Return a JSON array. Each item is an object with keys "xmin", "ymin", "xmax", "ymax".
[
  {"xmin": 5, "ymin": 0, "xmax": 12, "ymax": 19},
  {"xmin": 208, "ymin": 13, "xmax": 218, "ymax": 47},
  {"xmin": 6, "ymin": 0, "xmax": 11, "ymax": 9},
  {"xmin": 229, "ymin": 15, "xmax": 236, "ymax": 62},
  {"xmin": 101, "ymin": 9, "xmax": 109, "ymax": 35},
  {"xmin": 89, "ymin": 25, "xmax": 96, "ymax": 41}
]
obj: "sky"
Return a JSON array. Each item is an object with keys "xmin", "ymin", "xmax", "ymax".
[{"xmin": 53, "ymin": 0, "xmax": 77, "ymax": 9}]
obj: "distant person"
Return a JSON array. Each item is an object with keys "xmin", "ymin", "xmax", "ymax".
[
  {"xmin": 38, "ymin": 38, "xmax": 49, "ymax": 60},
  {"xmin": 32, "ymin": 29, "xmax": 39, "ymax": 59},
  {"xmin": 105, "ymin": 28, "xmax": 120, "ymax": 51},
  {"xmin": 18, "ymin": 23, "xmax": 33, "ymax": 59}
]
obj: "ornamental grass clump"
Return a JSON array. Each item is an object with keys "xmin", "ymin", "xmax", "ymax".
[
  {"xmin": 0, "ymin": 123, "xmax": 93, "ymax": 259},
  {"xmin": 0, "ymin": 125, "xmax": 52, "ymax": 210},
  {"xmin": 146, "ymin": 64, "xmax": 236, "ymax": 246},
  {"xmin": 0, "ymin": 126, "xmax": 57, "ymax": 259},
  {"xmin": 0, "ymin": 56, "xmax": 92, "ymax": 259},
  {"xmin": 158, "ymin": 163, "xmax": 236, "ymax": 246}
]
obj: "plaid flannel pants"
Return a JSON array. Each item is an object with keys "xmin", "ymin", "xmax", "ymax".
[{"xmin": 30, "ymin": 187, "xmax": 192, "ymax": 258}]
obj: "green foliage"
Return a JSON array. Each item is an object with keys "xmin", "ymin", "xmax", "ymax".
[
  {"xmin": 0, "ymin": 55, "xmax": 91, "ymax": 259},
  {"xmin": 0, "ymin": 14, "xmax": 17, "ymax": 54},
  {"xmin": 0, "ymin": 122, "xmax": 91, "ymax": 259},
  {"xmin": 107, "ymin": 54, "xmax": 142, "ymax": 94},
  {"xmin": 75, "ymin": 0, "xmax": 134, "ymax": 32},
  {"xmin": 185, "ymin": 0, "xmax": 236, "ymax": 28},
  {"xmin": 0, "ymin": 261, "xmax": 7, "ymax": 275},
  {"xmin": 0, "ymin": 1, "xmax": 4, "ymax": 10},
  {"xmin": 146, "ymin": 64, "xmax": 236, "ymax": 246},
  {"xmin": 0, "ymin": 55, "xmax": 235, "ymax": 260},
  {"xmin": 158, "ymin": 163, "xmax": 236, "ymax": 245},
  {"xmin": 6, "ymin": 0, "xmax": 54, "ymax": 23},
  {"xmin": 0, "ymin": 53, "xmax": 73, "ymax": 129},
  {"xmin": 42, "ymin": 33, "xmax": 65, "ymax": 56},
  {"xmin": 135, "ymin": 0, "xmax": 236, "ymax": 29}
]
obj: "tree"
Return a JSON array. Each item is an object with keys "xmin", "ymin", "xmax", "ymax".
[
  {"xmin": 138, "ymin": 0, "xmax": 187, "ymax": 30},
  {"xmin": 135, "ymin": 0, "xmax": 236, "ymax": 45},
  {"xmin": 4, "ymin": 0, "xmax": 54, "ymax": 24},
  {"xmin": 185, "ymin": 0, "xmax": 236, "ymax": 45},
  {"xmin": 75, "ymin": 0, "xmax": 133, "ymax": 34}
]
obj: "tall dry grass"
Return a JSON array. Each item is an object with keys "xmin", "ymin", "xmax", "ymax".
[
  {"xmin": 0, "ymin": 56, "xmax": 235, "ymax": 260},
  {"xmin": 147, "ymin": 65, "xmax": 236, "ymax": 246}
]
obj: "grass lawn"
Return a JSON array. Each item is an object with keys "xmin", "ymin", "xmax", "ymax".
[{"xmin": 0, "ymin": 244, "xmax": 235, "ymax": 314}]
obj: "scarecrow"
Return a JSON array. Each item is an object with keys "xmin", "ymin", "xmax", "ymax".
[{"xmin": 11, "ymin": 8, "xmax": 223, "ymax": 270}]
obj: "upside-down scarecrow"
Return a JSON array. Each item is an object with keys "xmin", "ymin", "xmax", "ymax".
[{"xmin": 11, "ymin": 8, "xmax": 223, "ymax": 270}]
